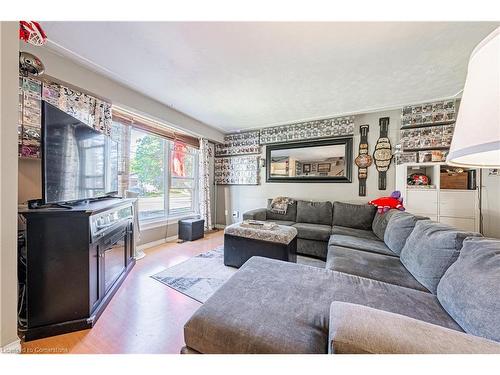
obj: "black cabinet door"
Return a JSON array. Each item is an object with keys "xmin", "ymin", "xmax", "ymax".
[
  {"xmin": 127, "ymin": 222, "xmax": 134, "ymax": 263},
  {"xmin": 89, "ymin": 243, "xmax": 101, "ymax": 313},
  {"xmin": 103, "ymin": 233, "xmax": 127, "ymax": 294}
]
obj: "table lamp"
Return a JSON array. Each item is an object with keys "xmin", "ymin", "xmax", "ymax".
[{"xmin": 447, "ymin": 27, "xmax": 500, "ymax": 168}]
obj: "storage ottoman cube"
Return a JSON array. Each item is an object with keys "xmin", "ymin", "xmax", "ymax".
[{"xmin": 178, "ymin": 218, "xmax": 205, "ymax": 241}]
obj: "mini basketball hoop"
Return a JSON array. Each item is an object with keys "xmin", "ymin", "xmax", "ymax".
[{"xmin": 19, "ymin": 21, "xmax": 47, "ymax": 46}]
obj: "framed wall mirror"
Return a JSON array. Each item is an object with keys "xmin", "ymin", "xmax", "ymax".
[{"xmin": 266, "ymin": 138, "xmax": 353, "ymax": 183}]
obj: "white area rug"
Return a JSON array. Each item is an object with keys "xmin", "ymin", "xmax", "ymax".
[{"xmin": 151, "ymin": 246, "xmax": 325, "ymax": 303}]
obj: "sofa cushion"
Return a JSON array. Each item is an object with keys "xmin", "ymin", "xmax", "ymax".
[
  {"xmin": 266, "ymin": 199, "xmax": 298, "ymax": 222},
  {"xmin": 437, "ymin": 237, "xmax": 500, "ymax": 342},
  {"xmin": 296, "ymin": 200, "xmax": 333, "ymax": 226},
  {"xmin": 400, "ymin": 220, "xmax": 481, "ymax": 294},
  {"xmin": 326, "ymin": 245, "xmax": 428, "ymax": 292},
  {"xmin": 183, "ymin": 257, "xmax": 461, "ymax": 354},
  {"xmin": 328, "ymin": 269, "xmax": 462, "ymax": 333},
  {"xmin": 329, "ymin": 302, "xmax": 500, "ymax": 354},
  {"xmin": 384, "ymin": 211, "xmax": 427, "ymax": 255},
  {"xmin": 372, "ymin": 209, "xmax": 398, "ymax": 241},
  {"xmin": 268, "ymin": 220, "xmax": 296, "ymax": 226},
  {"xmin": 332, "ymin": 202, "xmax": 377, "ymax": 230},
  {"xmin": 331, "ymin": 225, "xmax": 379, "ymax": 241},
  {"xmin": 297, "ymin": 238, "xmax": 328, "ymax": 260},
  {"xmin": 242, "ymin": 208, "xmax": 267, "ymax": 221},
  {"xmin": 292, "ymin": 223, "xmax": 332, "ymax": 242},
  {"xmin": 328, "ymin": 234, "xmax": 397, "ymax": 257}
]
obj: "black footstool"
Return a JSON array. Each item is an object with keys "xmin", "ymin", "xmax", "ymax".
[{"xmin": 178, "ymin": 218, "xmax": 205, "ymax": 241}]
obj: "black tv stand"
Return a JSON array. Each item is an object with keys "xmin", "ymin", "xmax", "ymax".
[{"xmin": 18, "ymin": 198, "xmax": 136, "ymax": 341}]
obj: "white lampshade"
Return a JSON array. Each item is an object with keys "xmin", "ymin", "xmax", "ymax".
[{"xmin": 447, "ymin": 27, "xmax": 500, "ymax": 168}]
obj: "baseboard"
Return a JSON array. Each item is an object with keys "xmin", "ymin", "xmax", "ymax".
[
  {"xmin": 137, "ymin": 235, "xmax": 178, "ymax": 251},
  {"xmin": 1, "ymin": 339, "xmax": 21, "ymax": 354}
]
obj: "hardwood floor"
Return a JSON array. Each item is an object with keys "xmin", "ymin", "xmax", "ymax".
[{"xmin": 21, "ymin": 230, "xmax": 224, "ymax": 354}]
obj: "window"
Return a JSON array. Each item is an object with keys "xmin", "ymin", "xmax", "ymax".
[
  {"xmin": 129, "ymin": 128, "xmax": 166, "ymax": 220},
  {"xmin": 169, "ymin": 142, "xmax": 198, "ymax": 215},
  {"xmin": 112, "ymin": 120, "xmax": 199, "ymax": 222}
]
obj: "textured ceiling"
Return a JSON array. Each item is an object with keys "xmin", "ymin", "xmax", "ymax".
[{"xmin": 41, "ymin": 22, "xmax": 498, "ymax": 132}]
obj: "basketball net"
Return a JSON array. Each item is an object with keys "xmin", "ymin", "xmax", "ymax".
[{"xmin": 19, "ymin": 21, "xmax": 47, "ymax": 46}]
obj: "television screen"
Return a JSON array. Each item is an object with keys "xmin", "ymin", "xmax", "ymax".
[{"xmin": 42, "ymin": 102, "xmax": 118, "ymax": 204}]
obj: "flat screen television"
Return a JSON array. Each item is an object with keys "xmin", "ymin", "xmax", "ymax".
[{"xmin": 42, "ymin": 102, "xmax": 118, "ymax": 204}]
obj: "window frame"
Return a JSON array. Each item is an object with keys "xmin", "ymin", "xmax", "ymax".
[
  {"xmin": 166, "ymin": 140, "xmax": 199, "ymax": 217},
  {"xmin": 122, "ymin": 123, "xmax": 199, "ymax": 223}
]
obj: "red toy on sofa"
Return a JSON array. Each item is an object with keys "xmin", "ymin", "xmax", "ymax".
[{"xmin": 369, "ymin": 190, "xmax": 405, "ymax": 213}]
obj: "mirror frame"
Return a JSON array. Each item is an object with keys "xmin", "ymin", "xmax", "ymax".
[{"xmin": 265, "ymin": 137, "xmax": 353, "ymax": 183}]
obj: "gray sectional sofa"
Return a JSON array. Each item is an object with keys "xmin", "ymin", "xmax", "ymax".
[
  {"xmin": 183, "ymin": 200, "xmax": 500, "ymax": 354},
  {"xmin": 243, "ymin": 199, "xmax": 379, "ymax": 259}
]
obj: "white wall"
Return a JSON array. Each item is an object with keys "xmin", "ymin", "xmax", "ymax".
[
  {"xmin": 216, "ymin": 109, "xmax": 400, "ymax": 225},
  {"xmin": 18, "ymin": 159, "xmax": 41, "ymax": 204},
  {"xmin": 481, "ymin": 170, "xmax": 500, "ymax": 238},
  {"xmin": 0, "ymin": 21, "xmax": 20, "ymax": 349}
]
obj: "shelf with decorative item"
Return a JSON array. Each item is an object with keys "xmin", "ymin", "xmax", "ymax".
[
  {"xmin": 401, "ymin": 100, "xmax": 456, "ymax": 127},
  {"xmin": 406, "ymin": 186, "xmax": 437, "ymax": 190},
  {"xmin": 402, "ymin": 146, "xmax": 450, "ymax": 152},
  {"xmin": 395, "ymin": 161, "xmax": 480, "ymax": 232},
  {"xmin": 400, "ymin": 120, "xmax": 455, "ymax": 130},
  {"xmin": 399, "ymin": 148, "xmax": 449, "ymax": 164}
]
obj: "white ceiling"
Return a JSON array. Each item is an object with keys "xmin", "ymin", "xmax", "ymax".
[{"xmin": 41, "ymin": 22, "xmax": 498, "ymax": 133}]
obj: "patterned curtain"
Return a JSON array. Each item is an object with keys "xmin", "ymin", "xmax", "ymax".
[{"xmin": 199, "ymin": 138, "xmax": 213, "ymax": 231}]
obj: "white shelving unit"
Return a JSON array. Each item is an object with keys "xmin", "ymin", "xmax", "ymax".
[{"xmin": 395, "ymin": 162, "xmax": 480, "ymax": 232}]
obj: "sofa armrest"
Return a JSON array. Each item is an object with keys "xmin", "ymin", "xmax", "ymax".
[
  {"xmin": 329, "ymin": 302, "xmax": 500, "ymax": 354},
  {"xmin": 180, "ymin": 346, "xmax": 201, "ymax": 354},
  {"xmin": 242, "ymin": 208, "xmax": 267, "ymax": 221}
]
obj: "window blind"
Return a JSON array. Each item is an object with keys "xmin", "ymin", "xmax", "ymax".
[{"xmin": 112, "ymin": 107, "xmax": 200, "ymax": 149}]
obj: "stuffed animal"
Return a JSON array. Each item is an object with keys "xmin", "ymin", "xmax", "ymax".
[{"xmin": 369, "ymin": 191, "xmax": 405, "ymax": 213}]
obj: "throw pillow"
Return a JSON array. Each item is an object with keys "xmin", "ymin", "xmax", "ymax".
[
  {"xmin": 266, "ymin": 198, "xmax": 297, "ymax": 222},
  {"xmin": 296, "ymin": 200, "xmax": 333, "ymax": 226},
  {"xmin": 332, "ymin": 202, "xmax": 376, "ymax": 230},
  {"xmin": 383, "ymin": 211, "xmax": 427, "ymax": 255},
  {"xmin": 437, "ymin": 237, "xmax": 500, "ymax": 342},
  {"xmin": 372, "ymin": 209, "xmax": 398, "ymax": 241},
  {"xmin": 400, "ymin": 220, "xmax": 481, "ymax": 294}
]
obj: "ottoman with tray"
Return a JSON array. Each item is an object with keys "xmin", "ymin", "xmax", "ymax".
[{"xmin": 223, "ymin": 221, "xmax": 298, "ymax": 268}]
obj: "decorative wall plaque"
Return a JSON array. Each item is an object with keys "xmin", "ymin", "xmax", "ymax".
[
  {"xmin": 354, "ymin": 125, "xmax": 372, "ymax": 196},
  {"xmin": 18, "ymin": 74, "xmax": 113, "ymax": 159},
  {"xmin": 215, "ymin": 130, "xmax": 260, "ymax": 157},
  {"xmin": 215, "ymin": 155, "xmax": 259, "ymax": 185},
  {"xmin": 18, "ymin": 76, "xmax": 41, "ymax": 158},
  {"xmin": 373, "ymin": 117, "xmax": 393, "ymax": 190},
  {"xmin": 259, "ymin": 116, "xmax": 354, "ymax": 145}
]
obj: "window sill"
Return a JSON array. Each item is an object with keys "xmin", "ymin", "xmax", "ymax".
[{"xmin": 140, "ymin": 213, "xmax": 199, "ymax": 231}]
